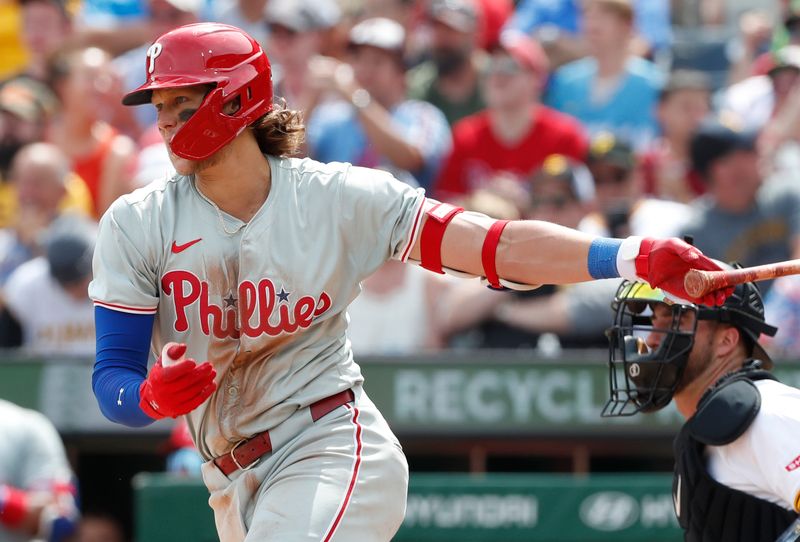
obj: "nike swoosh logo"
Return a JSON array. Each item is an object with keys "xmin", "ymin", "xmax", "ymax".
[
  {"xmin": 673, "ymin": 474, "xmax": 681, "ymax": 518},
  {"xmin": 171, "ymin": 238, "xmax": 202, "ymax": 254}
]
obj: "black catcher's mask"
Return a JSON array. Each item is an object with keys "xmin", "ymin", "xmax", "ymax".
[{"xmin": 603, "ymin": 272, "xmax": 777, "ymax": 417}]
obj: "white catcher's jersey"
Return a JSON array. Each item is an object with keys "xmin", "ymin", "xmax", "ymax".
[
  {"xmin": 89, "ymin": 156, "xmax": 425, "ymax": 459},
  {"xmin": 706, "ymin": 379, "xmax": 800, "ymax": 512}
]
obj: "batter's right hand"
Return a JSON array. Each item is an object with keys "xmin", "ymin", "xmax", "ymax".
[{"xmin": 139, "ymin": 343, "xmax": 217, "ymax": 420}]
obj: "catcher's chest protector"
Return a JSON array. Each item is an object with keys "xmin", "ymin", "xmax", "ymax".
[{"xmin": 673, "ymin": 366, "xmax": 797, "ymax": 542}]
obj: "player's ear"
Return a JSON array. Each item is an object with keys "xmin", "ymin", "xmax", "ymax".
[
  {"xmin": 223, "ymin": 96, "xmax": 241, "ymax": 116},
  {"xmin": 714, "ymin": 324, "xmax": 740, "ymax": 357}
]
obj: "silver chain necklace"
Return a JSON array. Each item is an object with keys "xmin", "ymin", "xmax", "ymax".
[{"xmin": 192, "ymin": 177, "xmax": 246, "ymax": 236}]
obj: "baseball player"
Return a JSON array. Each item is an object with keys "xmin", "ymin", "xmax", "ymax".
[
  {"xmin": 0, "ymin": 399, "xmax": 79, "ymax": 542},
  {"xmin": 605, "ymin": 274, "xmax": 800, "ymax": 541},
  {"xmin": 89, "ymin": 22, "xmax": 733, "ymax": 542}
]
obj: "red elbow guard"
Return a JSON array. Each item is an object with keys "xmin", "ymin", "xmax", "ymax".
[{"xmin": 419, "ymin": 202, "xmax": 464, "ymax": 273}]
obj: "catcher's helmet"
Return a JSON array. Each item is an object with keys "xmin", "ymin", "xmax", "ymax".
[
  {"xmin": 123, "ymin": 23, "xmax": 273, "ymax": 161},
  {"xmin": 603, "ymin": 267, "xmax": 777, "ymax": 417}
]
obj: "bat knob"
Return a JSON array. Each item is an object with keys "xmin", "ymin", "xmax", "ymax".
[
  {"xmin": 683, "ymin": 269, "xmax": 706, "ymax": 299},
  {"xmin": 162, "ymin": 342, "xmax": 187, "ymax": 367}
]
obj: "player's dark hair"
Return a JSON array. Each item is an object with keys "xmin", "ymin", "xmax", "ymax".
[{"xmin": 251, "ymin": 98, "xmax": 305, "ymax": 157}]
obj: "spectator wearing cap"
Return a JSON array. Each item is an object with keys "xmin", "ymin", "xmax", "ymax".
[
  {"xmin": 764, "ymin": 46, "xmax": 800, "ymax": 113},
  {"xmin": 578, "ymin": 131, "xmax": 691, "ymax": 239},
  {"xmin": 640, "ymin": 70, "xmax": 711, "ymax": 203},
  {"xmin": 0, "ymin": 217, "xmax": 96, "ymax": 355},
  {"xmin": 406, "ymin": 0, "xmax": 487, "ymax": 126},
  {"xmin": 753, "ymin": 45, "xmax": 800, "ymax": 174},
  {"xmin": 0, "ymin": 82, "xmax": 91, "ymax": 227},
  {"xmin": 434, "ymin": 33, "xmax": 587, "ymax": 201},
  {"xmin": 502, "ymin": 0, "xmax": 671, "ymax": 67},
  {"xmin": 545, "ymin": 0, "xmax": 664, "ymax": 152},
  {"xmin": 719, "ymin": 43, "xmax": 800, "ymax": 136},
  {"xmin": 526, "ymin": 154, "xmax": 594, "ymax": 228},
  {"xmin": 266, "ymin": 0, "xmax": 340, "ymax": 113},
  {"xmin": 306, "ymin": 17, "xmax": 451, "ymax": 190},
  {"xmin": 679, "ymin": 117, "xmax": 800, "ymax": 294}
]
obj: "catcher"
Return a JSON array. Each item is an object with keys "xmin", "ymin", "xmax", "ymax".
[{"xmin": 606, "ymin": 271, "xmax": 800, "ymax": 542}]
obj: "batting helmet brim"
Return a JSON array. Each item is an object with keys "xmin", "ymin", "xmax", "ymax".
[{"xmin": 122, "ymin": 75, "xmax": 214, "ymax": 106}]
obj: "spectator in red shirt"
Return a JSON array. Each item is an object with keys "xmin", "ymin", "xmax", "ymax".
[{"xmin": 433, "ymin": 33, "xmax": 588, "ymax": 203}]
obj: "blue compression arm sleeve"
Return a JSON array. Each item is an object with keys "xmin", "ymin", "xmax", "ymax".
[{"xmin": 92, "ymin": 306, "xmax": 156, "ymax": 427}]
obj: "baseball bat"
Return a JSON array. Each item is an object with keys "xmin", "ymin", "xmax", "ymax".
[{"xmin": 684, "ymin": 259, "xmax": 800, "ymax": 298}]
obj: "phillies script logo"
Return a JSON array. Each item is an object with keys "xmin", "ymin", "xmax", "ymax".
[
  {"xmin": 786, "ymin": 454, "xmax": 800, "ymax": 472},
  {"xmin": 161, "ymin": 270, "xmax": 332, "ymax": 338}
]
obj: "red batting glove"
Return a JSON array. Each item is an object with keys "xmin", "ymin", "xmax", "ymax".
[
  {"xmin": 634, "ymin": 238, "xmax": 734, "ymax": 306},
  {"xmin": 139, "ymin": 343, "xmax": 217, "ymax": 420}
]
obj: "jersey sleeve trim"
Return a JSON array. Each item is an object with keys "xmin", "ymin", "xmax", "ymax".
[
  {"xmin": 399, "ymin": 195, "xmax": 426, "ymax": 262},
  {"xmin": 93, "ymin": 300, "xmax": 158, "ymax": 315}
]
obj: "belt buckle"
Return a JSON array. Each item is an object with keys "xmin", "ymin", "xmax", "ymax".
[{"xmin": 230, "ymin": 438, "xmax": 260, "ymax": 472}]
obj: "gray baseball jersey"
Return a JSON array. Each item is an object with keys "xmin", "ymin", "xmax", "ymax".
[
  {"xmin": 88, "ymin": 155, "xmax": 425, "ymax": 460},
  {"xmin": 0, "ymin": 400, "xmax": 76, "ymax": 542}
]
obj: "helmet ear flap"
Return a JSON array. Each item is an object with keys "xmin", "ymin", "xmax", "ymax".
[{"xmin": 170, "ymin": 88, "xmax": 249, "ymax": 160}]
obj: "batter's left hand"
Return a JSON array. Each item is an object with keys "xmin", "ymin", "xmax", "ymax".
[
  {"xmin": 139, "ymin": 343, "xmax": 217, "ymax": 420},
  {"xmin": 633, "ymin": 237, "xmax": 734, "ymax": 306}
]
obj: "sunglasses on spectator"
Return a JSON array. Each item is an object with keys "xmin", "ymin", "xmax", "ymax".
[
  {"xmin": 268, "ymin": 24, "xmax": 299, "ymax": 38},
  {"xmin": 593, "ymin": 169, "xmax": 630, "ymax": 185},
  {"xmin": 487, "ymin": 57, "xmax": 523, "ymax": 76},
  {"xmin": 589, "ymin": 162, "xmax": 632, "ymax": 185}
]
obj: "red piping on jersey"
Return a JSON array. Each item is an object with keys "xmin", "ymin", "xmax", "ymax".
[
  {"xmin": 401, "ymin": 198, "xmax": 426, "ymax": 262},
  {"xmin": 93, "ymin": 300, "xmax": 158, "ymax": 314},
  {"xmin": 321, "ymin": 404, "xmax": 362, "ymax": 542}
]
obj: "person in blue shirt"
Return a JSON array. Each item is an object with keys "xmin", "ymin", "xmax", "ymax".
[
  {"xmin": 306, "ymin": 17, "xmax": 451, "ymax": 191},
  {"xmin": 544, "ymin": 0, "xmax": 665, "ymax": 151}
]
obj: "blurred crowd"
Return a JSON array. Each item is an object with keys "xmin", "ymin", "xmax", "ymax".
[
  {"xmin": 3, "ymin": 0, "xmax": 800, "ymax": 358},
  {"xmin": 4, "ymin": 0, "xmax": 800, "ymax": 539}
]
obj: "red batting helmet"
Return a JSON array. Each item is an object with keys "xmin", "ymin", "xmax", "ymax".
[{"xmin": 123, "ymin": 23, "xmax": 273, "ymax": 160}]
